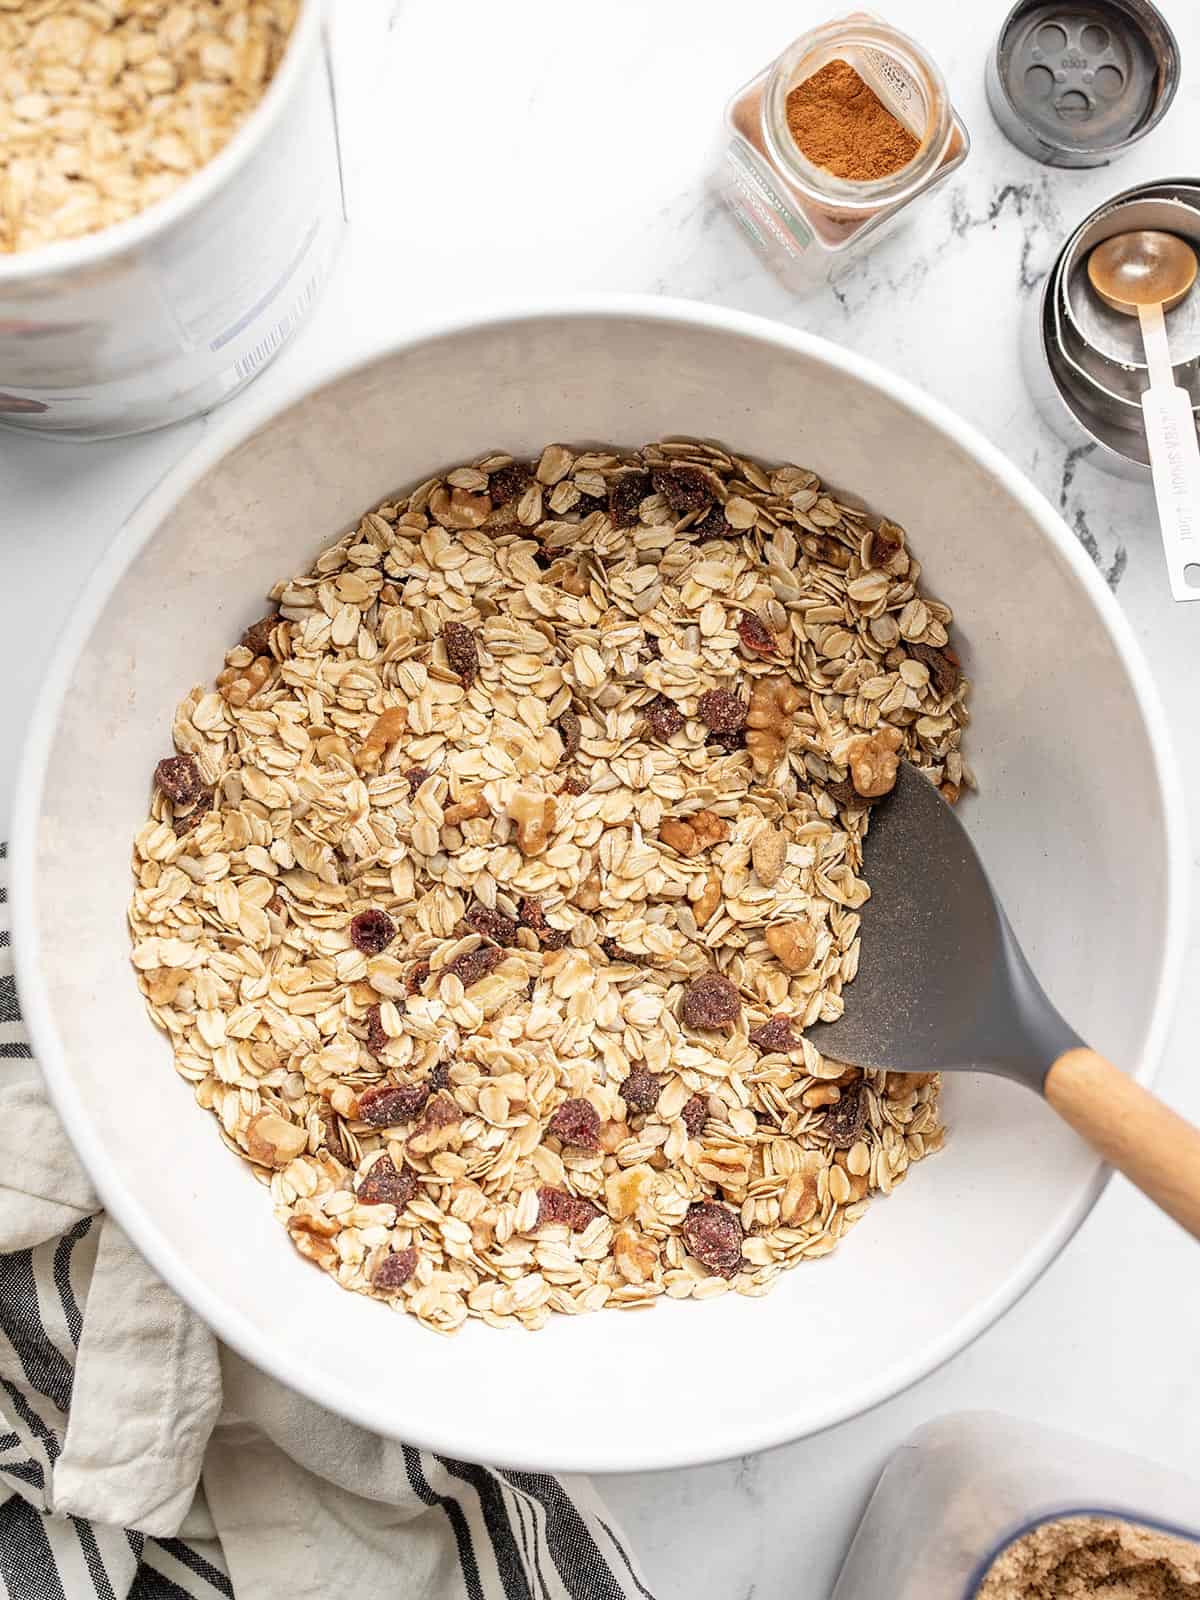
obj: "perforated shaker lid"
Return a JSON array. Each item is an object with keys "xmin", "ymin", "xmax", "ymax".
[{"xmin": 986, "ymin": 0, "xmax": 1180, "ymax": 167}]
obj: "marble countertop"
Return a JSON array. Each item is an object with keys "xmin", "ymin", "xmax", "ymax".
[{"xmin": 2, "ymin": 2, "xmax": 1199, "ymax": 1594}]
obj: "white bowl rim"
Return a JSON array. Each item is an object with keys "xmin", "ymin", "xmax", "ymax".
[{"xmin": 10, "ymin": 295, "xmax": 1190, "ymax": 1473}]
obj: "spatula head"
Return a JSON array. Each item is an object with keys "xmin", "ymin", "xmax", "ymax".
[{"xmin": 804, "ymin": 764, "xmax": 1081, "ymax": 1087}]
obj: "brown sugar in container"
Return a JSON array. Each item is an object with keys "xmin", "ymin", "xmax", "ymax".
[{"xmin": 719, "ymin": 14, "xmax": 969, "ymax": 290}]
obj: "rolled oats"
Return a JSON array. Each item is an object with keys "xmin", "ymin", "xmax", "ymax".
[{"xmin": 131, "ymin": 437, "xmax": 963, "ymax": 1333}]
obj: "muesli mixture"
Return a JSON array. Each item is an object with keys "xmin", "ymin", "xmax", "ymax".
[
  {"xmin": 1, "ymin": 0, "xmax": 298, "ymax": 253},
  {"xmin": 977, "ymin": 1516, "xmax": 1200, "ymax": 1600},
  {"xmin": 129, "ymin": 439, "xmax": 970, "ymax": 1333}
]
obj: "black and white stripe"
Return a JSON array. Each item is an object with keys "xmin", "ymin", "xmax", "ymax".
[{"xmin": 0, "ymin": 847, "xmax": 654, "ymax": 1600}]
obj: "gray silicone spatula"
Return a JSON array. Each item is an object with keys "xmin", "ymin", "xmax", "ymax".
[{"xmin": 805, "ymin": 763, "xmax": 1200, "ymax": 1238}]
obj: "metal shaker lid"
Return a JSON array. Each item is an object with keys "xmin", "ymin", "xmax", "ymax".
[{"xmin": 986, "ymin": 0, "xmax": 1179, "ymax": 167}]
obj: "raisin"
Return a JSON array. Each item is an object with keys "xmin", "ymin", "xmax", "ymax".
[
  {"xmin": 601, "ymin": 937, "xmax": 646, "ymax": 966},
  {"xmin": 652, "ymin": 465, "xmax": 713, "ymax": 514},
  {"xmin": 823, "ymin": 1082, "xmax": 868, "ymax": 1149},
  {"xmin": 867, "ymin": 518, "xmax": 904, "ymax": 568},
  {"xmin": 908, "ymin": 641, "xmax": 961, "ymax": 698},
  {"xmin": 442, "ymin": 621, "xmax": 480, "ymax": 687},
  {"xmin": 154, "ymin": 754, "xmax": 207, "ymax": 807},
  {"xmin": 749, "ymin": 1015, "xmax": 799, "ymax": 1052},
  {"xmin": 697, "ymin": 689, "xmax": 747, "ymax": 738},
  {"xmin": 405, "ymin": 766, "xmax": 431, "ymax": 795},
  {"xmin": 465, "ymin": 902, "xmax": 519, "ymax": 946},
  {"xmin": 643, "ymin": 694, "xmax": 684, "ymax": 741},
  {"xmin": 559, "ymin": 773, "xmax": 588, "ymax": 796},
  {"xmin": 620, "ymin": 1068, "xmax": 661, "ymax": 1115},
  {"xmin": 357, "ymin": 1081, "xmax": 429, "ymax": 1127},
  {"xmin": 547, "ymin": 1097, "xmax": 601, "ymax": 1149},
  {"xmin": 681, "ymin": 1094, "xmax": 708, "ymax": 1138},
  {"xmin": 406, "ymin": 960, "xmax": 431, "ymax": 994},
  {"xmin": 558, "ymin": 710, "xmax": 582, "ymax": 760},
  {"xmin": 682, "ymin": 1201, "xmax": 744, "ymax": 1279},
  {"xmin": 823, "ymin": 775, "xmax": 878, "ymax": 811},
  {"xmin": 536, "ymin": 1186, "xmax": 602, "ymax": 1231},
  {"xmin": 240, "ymin": 614, "xmax": 280, "ymax": 657},
  {"xmin": 643, "ymin": 632, "xmax": 662, "ymax": 660},
  {"xmin": 526, "ymin": 975, "xmax": 538, "ymax": 1001},
  {"xmin": 694, "ymin": 503, "xmax": 732, "ymax": 539},
  {"xmin": 350, "ymin": 909, "xmax": 396, "ymax": 955},
  {"xmin": 446, "ymin": 944, "xmax": 502, "ymax": 988},
  {"xmin": 519, "ymin": 898, "xmax": 569, "ymax": 951},
  {"xmin": 489, "ymin": 461, "xmax": 532, "ymax": 505},
  {"xmin": 608, "ymin": 469, "xmax": 652, "ymax": 528},
  {"xmin": 737, "ymin": 614, "xmax": 777, "ymax": 656},
  {"xmin": 374, "ymin": 1246, "xmax": 418, "ymax": 1290},
  {"xmin": 357, "ymin": 1154, "xmax": 418, "ymax": 1207},
  {"xmin": 365, "ymin": 1003, "xmax": 393, "ymax": 1056},
  {"xmin": 428, "ymin": 1061, "xmax": 450, "ymax": 1093},
  {"xmin": 681, "ymin": 971, "xmax": 741, "ymax": 1030}
]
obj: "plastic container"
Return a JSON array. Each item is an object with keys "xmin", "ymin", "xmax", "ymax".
[
  {"xmin": 832, "ymin": 1412, "xmax": 1200, "ymax": 1600},
  {"xmin": 0, "ymin": 0, "xmax": 344, "ymax": 439},
  {"xmin": 717, "ymin": 13, "xmax": 969, "ymax": 292}
]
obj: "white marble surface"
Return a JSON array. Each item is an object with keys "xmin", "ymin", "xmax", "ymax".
[{"xmin": 2, "ymin": 2, "xmax": 1199, "ymax": 1595}]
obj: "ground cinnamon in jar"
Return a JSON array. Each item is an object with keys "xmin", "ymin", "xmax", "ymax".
[{"xmin": 785, "ymin": 59, "xmax": 919, "ymax": 181}]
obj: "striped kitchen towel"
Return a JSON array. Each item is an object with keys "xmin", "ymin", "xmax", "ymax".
[{"xmin": 0, "ymin": 845, "xmax": 654, "ymax": 1600}]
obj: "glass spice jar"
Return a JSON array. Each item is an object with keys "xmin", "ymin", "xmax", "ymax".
[{"xmin": 719, "ymin": 14, "xmax": 970, "ymax": 291}]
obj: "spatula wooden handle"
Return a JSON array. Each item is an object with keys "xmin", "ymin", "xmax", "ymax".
[{"xmin": 1045, "ymin": 1048, "xmax": 1200, "ymax": 1240}]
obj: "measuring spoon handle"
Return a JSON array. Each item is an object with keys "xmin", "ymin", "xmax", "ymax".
[{"xmin": 1138, "ymin": 301, "xmax": 1200, "ymax": 603}]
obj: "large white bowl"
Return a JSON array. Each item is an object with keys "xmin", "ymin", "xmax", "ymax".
[{"xmin": 11, "ymin": 300, "xmax": 1187, "ymax": 1473}]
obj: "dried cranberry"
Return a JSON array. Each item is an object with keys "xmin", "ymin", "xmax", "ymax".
[
  {"xmin": 559, "ymin": 773, "xmax": 588, "ymax": 796},
  {"xmin": 405, "ymin": 766, "xmax": 431, "ymax": 795},
  {"xmin": 350, "ymin": 909, "xmax": 396, "ymax": 955},
  {"xmin": 643, "ymin": 633, "xmax": 662, "ymax": 659},
  {"xmin": 374, "ymin": 1247, "xmax": 418, "ymax": 1290},
  {"xmin": 620, "ymin": 1069, "xmax": 661, "ymax": 1115},
  {"xmin": 240, "ymin": 614, "xmax": 280, "ymax": 656},
  {"xmin": 357, "ymin": 1081, "xmax": 429, "ymax": 1126},
  {"xmin": 557, "ymin": 711, "xmax": 582, "ymax": 760},
  {"xmin": 681, "ymin": 1094, "xmax": 708, "ymax": 1138},
  {"xmin": 445, "ymin": 944, "xmax": 502, "ymax": 988},
  {"xmin": 465, "ymin": 902, "xmax": 519, "ymax": 946},
  {"xmin": 489, "ymin": 461, "xmax": 532, "ymax": 506},
  {"xmin": 365, "ymin": 1003, "xmax": 393, "ymax": 1056},
  {"xmin": 643, "ymin": 694, "xmax": 684, "ymax": 741},
  {"xmin": 172, "ymin": 801, "xmax": 210, "ymax": 836},
  {"xmin": 907, "ymin": 641, "xmax": 961, "ymax": 698},
  {"xmin": 694, "ymin": 503, "xmax": 732, "ymax": 539},
  {"xmin": 536, "ymin": 1186, "xmax": 602, "ymax": 1231},
  {"xmin": 867, "ymin": 518, "xmax": 904, "ymax": 568},
  {"xmin": 737, "ymin": 614, "xmax": 777, "ymax": 656},
  {"xmin": 406, "ymin": 960, "xmax": 431, "ymax": 995},
  {"xmin": 697, "ymin": 689, "xmax": 747, "ymax": 738},
  {"xmin": 442, "ymin": 621, "xmax": 480, "ymax": 687},
  {"xmin": 357, "ymin": 1155, "xmax": 418, "ymax": 1207},
  {"xmin": 682, "ymin": 1201, "xmax": 744, "ymax": 1278},
  {"xmin": 823, "ymin": 1082, "xmax": 868, "ymax": 1149},
  {"xmin": 681, "ymin": 971, "xmax": 741, "ymax": 1030},
  {"xmin": 652, "ymin": 465, "xmax": 714, "ymax": 514},
  {"xmin": 427, "ymin": 1061, "xmax": 451, "ymax": 1094},
  {"xmin": 154, "ymin": 754, "xmax": 207, "ymax": 807},
  {"xmin": 608, "ymin": 470, "xmax": 651, "ymax": 528},
  {"xmin": 749, "ymin": 1015, "xmax": 799, "ymax": 1052},
  {"xmin": 547, "ymin": 1097, "xmax": 601, "ymax": 1149},
  {"xmin": 519, "ymin": 898, "xmax": 569, "ymax": 951}
]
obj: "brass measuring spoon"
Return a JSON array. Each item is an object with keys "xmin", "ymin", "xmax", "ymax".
[{"xmin": 1088, "ymin": 230, "xmax": 1200, "ymax": 603}]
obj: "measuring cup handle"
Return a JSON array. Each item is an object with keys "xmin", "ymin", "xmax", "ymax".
[{"xmin": 1138, "ymin": 303, "xmax": 1200, "ymax": 603}]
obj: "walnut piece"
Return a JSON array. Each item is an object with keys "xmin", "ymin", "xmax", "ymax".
[
  {"xmin": 659, "ymin": 809, "xmax": 729, "ymax": 857},
  {"xmin": 765, "ymin": 918, "xmax": 818, "ymax": 973},
  {"xmin": 751, "ymin": 826, "xmax": 786, "ymax": 886},
  {"xmin": 245, "ymin": 1110, "xmax": 308, "ymax": 1168},
  {"xmin": 848, "ymin": 725, "xmax": 903, "ymax": 798},
  {"xmin": 429, "ymin": 485, "xmax": 492, "ymax": 529},
  {"xmin": 508, "ymin": 788, "xmax": 557, "ymax": 856},
  {"xmin": 443, "ymin": 788, "xmax": 490, "ymax": 827},
  {"xmin": 355, "ymin": 706, "xmax": 409, "ymax": 775},
  {"xmin": 612, "ymin": 1227, "xmax": 659, "ymax": 1285},
  {"xmin": 605, "ymin": 1162, "xmax": 656, "ymax": 1222},
  {"xmin": 745, "ymin": 676, "xmax": 804, "ymax": 777},
  {"xmin": 287, "ymin": 1212, "xmax": 340, "ymax": 1271},
  {"xmin": 406, "ymin": 1093, "xmax": 464, "ymax": 1157},
  {"xmin": 692, "ymin": 869, "xmax": 722, "ymax": 928},
  {"xmin": 575, "ymin": 867, "xmax": 602, "ymax": 910},
  {"xmin": 217, "ymin": 655, "xmax": 271, "ymax": 708}
]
